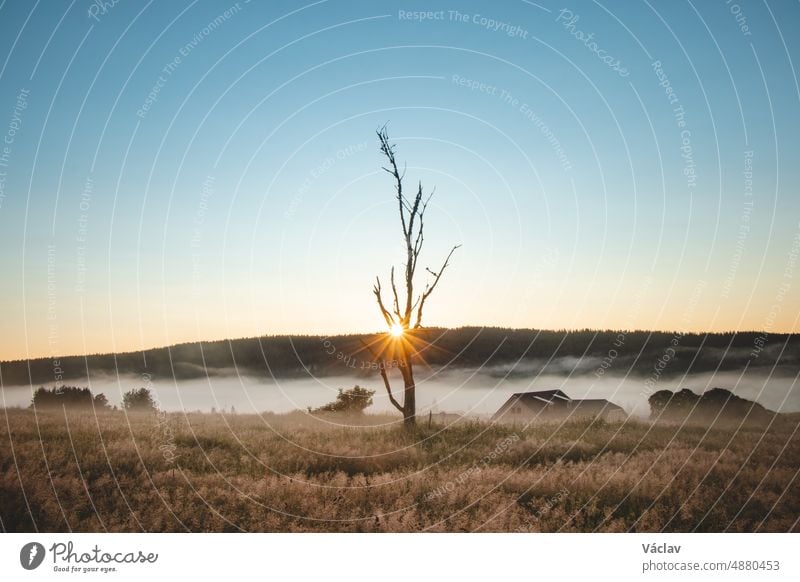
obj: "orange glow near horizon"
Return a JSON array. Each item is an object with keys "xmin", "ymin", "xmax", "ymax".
[
  {"xmin": 389, "ymin": 323, "xmax": 405, "ymax": 338},
  {"xmin": 1, "ymin": 280, "xmax": 800, "ymax": 361}
]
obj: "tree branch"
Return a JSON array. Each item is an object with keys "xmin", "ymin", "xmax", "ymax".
[
  {"xmin": 378, "ymin": 361, "xmax": 404, "ymax": 413},
  {"xmin": 414, "ymin": 244, "xmax": 461, "ymax": 328},
  {"xmin": 359, "ymin": 340, "xmax": 403, "ymax": 413},
  {"xmin": 390, "ymin": 266, "xmax": 401, "ymax": 320},
  {"xmin": 412, "ymin": 189, "xmax": 433, "ymax": 261},
  {"xmin": 373, "ymin": 277, "xmax": 395, "ymax": 327},
  {"xmin": 377, "ymin": 126, "xmax": 409, "ymax": 240}
]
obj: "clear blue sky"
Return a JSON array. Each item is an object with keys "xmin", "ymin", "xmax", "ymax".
[{"xmin": 0, "ymin": 0, "xmax": 798, "ymax": 359}]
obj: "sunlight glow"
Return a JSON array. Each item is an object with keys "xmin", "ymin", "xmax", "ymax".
[{"xmin": 390, "ymin": 323, "xmax": 404, "ymax": 338}]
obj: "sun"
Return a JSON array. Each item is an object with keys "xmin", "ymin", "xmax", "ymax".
[{"xmin": 389, "ymin": 323, "xmax": 404, "ymax": 338}]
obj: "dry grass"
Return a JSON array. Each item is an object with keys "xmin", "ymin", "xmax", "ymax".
[{"xmin": 1, "ymin": 408, "xmax": 798, "ymax": 532}]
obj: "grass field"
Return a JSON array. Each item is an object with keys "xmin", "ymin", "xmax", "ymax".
[{"xmin": 1, "ymin": 408, "xmax": 798, "ymax": 532}]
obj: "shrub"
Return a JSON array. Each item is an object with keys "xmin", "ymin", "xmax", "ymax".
[
  {"xmin": 313, "ymin": 385, "xmax": 375, "ymax": 414},
  {"xmin": 122, "ymin": 387, "xmax": 158, "ymax": 412}
]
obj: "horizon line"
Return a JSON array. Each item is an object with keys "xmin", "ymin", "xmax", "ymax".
[{"xmin": 1, "ymin": 325, "xmax": 793, "ymax": 364}]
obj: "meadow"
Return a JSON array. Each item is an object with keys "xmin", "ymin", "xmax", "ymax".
[{"xmin": 1, "ymin": 408, "xmax": 798, "ymax": 532}]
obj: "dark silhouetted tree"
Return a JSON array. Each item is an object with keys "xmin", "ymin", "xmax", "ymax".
[
  {"xmin": 122, "ymin": 387, "xmax": 158, "ymax": 412},
  {"xmin": 31, "ymin": 386, "xmax": 111, "ymax": 411},
  {"xmin": 367, "ymin": 126, "xmax": 460, "ymax": 428},
  {"xmin": 648, "ymin": 387, "xmax": 773, "ymax": 425}
]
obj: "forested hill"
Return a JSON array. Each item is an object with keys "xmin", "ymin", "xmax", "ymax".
[{"xmin": 1, "ymin": 327, "xmax": 797, "ymax": 386}]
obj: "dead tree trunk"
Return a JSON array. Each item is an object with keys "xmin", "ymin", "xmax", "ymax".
[
  {"xmin": 400, "ymin": 353, "xmax": 416, "ymax": 428},
  {"xmin": 368, "ymin": 126, "xmax": 460, "ymax": 429}
]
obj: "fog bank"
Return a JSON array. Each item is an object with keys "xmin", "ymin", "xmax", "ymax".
[{"xmin": 2, "ymin": 366, "xmax": 796, "ymax": 417}]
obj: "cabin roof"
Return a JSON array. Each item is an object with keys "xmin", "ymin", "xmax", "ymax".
[
  {"xmin": 511, "ymin": 389, "xmax": 571, "ymax": 403},
  {"xmin": 493, "ymin": 391, "xmax": 626, "ymax": 419},
  {"xmin": 571, "ymin": 399, "xmax": 624, "ymax": 412}
]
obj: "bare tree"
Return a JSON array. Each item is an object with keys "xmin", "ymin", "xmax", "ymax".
[{"xmin": 366, "ymin": 126, "xmax": 460, "ymax": 428}]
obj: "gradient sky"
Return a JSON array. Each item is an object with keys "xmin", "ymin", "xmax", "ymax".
[{"xmin": 0, "ymin": 0, "xmax": 798, "ymax": 360}]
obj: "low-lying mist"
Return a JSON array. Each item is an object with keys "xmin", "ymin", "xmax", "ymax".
[{"xmin": 2, "ymin": 365, "xmax": 797, "ymax": 418}]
